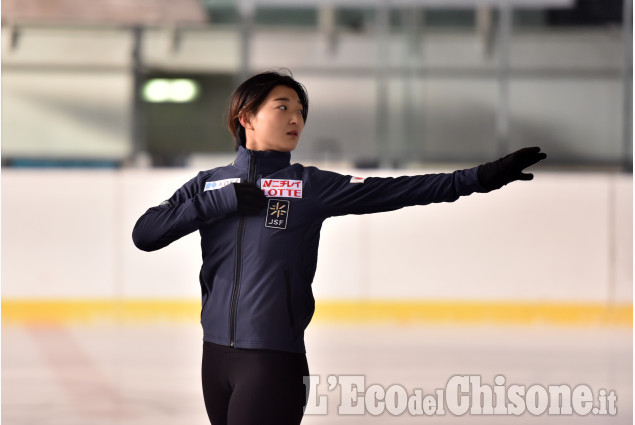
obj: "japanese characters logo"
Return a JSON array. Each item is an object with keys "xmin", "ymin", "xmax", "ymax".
[{"xmin": 261, "ymin": 179, "xmax": 303, "ymax": 198}]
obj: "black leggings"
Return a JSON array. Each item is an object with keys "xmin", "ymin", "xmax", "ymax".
[{"xmin": 201, "ymin": 342, "xmax": 309, "ymax": 425}]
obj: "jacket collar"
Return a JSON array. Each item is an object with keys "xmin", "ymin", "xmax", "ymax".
[{"xmin": 233, "ymin": 146, "xmax": 292, "ymax": 175}]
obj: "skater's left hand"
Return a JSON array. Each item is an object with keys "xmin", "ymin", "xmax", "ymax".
[{"xmin": 477, "ymin": 147, "xmax": 547, "ymax": 191}]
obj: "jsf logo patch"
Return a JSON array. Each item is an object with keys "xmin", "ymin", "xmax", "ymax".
[
  {"xmin": 261, "ymin": 179, "xmax": 303, "ymax": 198},
  {"xmin": 265, "ymin": 199, "xmax": 290, "ymax": 230}
]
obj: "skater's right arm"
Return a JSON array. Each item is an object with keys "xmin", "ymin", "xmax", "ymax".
[
  {"xmin": 132, "ymin": 174, "xmax": 239, "ymax": 252},
  {"xmin": 132, "ymin": 175, "xmax": 266, "ymax": 252}
]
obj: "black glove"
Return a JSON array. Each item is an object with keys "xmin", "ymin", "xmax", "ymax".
[
  {"xmin": 233, "ymin": 182, "xmax": 267, "ymax": 214},
  {"xmin": 477, "ymin": 147, "xmax": 547, "ymax": 191}
]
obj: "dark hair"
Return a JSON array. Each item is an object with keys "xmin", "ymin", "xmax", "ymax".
[{"xmin": 227, "ymin": 69, "xmax": 309, "ymax": 150}]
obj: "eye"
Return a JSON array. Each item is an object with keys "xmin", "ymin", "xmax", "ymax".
[{"xmin": 277, "ymin": 105, "xmax": 287, "ymax": 110}]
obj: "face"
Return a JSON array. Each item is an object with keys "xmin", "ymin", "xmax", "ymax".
[{"xmin": 240, "ymin": 85, "xmax": 305, "ymax": 152}]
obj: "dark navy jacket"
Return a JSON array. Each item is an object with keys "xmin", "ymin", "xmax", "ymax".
[{"xmin": 132, "ymin": 146, "xmax": 489, "ymax": 353}]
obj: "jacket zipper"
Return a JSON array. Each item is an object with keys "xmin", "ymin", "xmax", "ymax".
[{"xmin": 229, "ymin": 150, "xmax": 256, "ymax": 347}]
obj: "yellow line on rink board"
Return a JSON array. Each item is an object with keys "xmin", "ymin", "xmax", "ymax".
[
  {"xmin": 0, "ymin": 300, "xmax": 201, "ymax": 324},
  {"xmin": 314, "ymin": 300, "xmax": 633, "ymax": 327},
  {"xmin": 1, "ymin": 299, "xmax": 632, "ymax": 327}
]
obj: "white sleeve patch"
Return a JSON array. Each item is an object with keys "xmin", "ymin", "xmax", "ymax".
[
  {"xmin": 204, "ymin": 178, "xmax": 241, "ymax": 191},
  {"xmin": 350, "ymin": 176, "xmax": 366, "ymax": 184}
]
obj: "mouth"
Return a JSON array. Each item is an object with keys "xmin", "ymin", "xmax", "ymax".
[{"xmin": 287, "ymin": 131, "xmax": 298, "ymax": 137}]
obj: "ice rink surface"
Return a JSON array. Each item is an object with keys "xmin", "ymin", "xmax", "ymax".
[{"xmin": 2, "ymin": 322, "xmax": 632, "ymax": 425}]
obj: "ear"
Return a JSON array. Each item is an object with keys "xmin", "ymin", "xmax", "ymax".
[{"xmin": 238, "ymin": 111, "xmax": 253, "ymax": 130}]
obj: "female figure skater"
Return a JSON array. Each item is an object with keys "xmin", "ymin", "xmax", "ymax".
[{"xmin": 132, "ymin": 69, "xmax": 546, "ymax": 425}]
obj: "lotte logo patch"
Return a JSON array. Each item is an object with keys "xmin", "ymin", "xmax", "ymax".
[
  {"xmin": 265, "ymin": 199, "xmax": 289, "ymax": 230},
  {"xmin": 260, "ymin": 179, "xmax": 302, "ymax": 198}
]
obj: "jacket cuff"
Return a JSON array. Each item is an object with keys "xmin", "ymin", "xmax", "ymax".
[{"xmin": 460, "ymin": 165, "xmax": 489, "ymax": 194}]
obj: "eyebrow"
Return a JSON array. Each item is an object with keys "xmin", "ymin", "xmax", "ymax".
[{"xmin": 272, "ymin": 97, "xmax": 303, "ymax": 105}]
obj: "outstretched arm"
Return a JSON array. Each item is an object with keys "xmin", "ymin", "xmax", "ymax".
[{"xmin": 312, "ymin": 147, "xmax": 547, "ymax": 218}]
